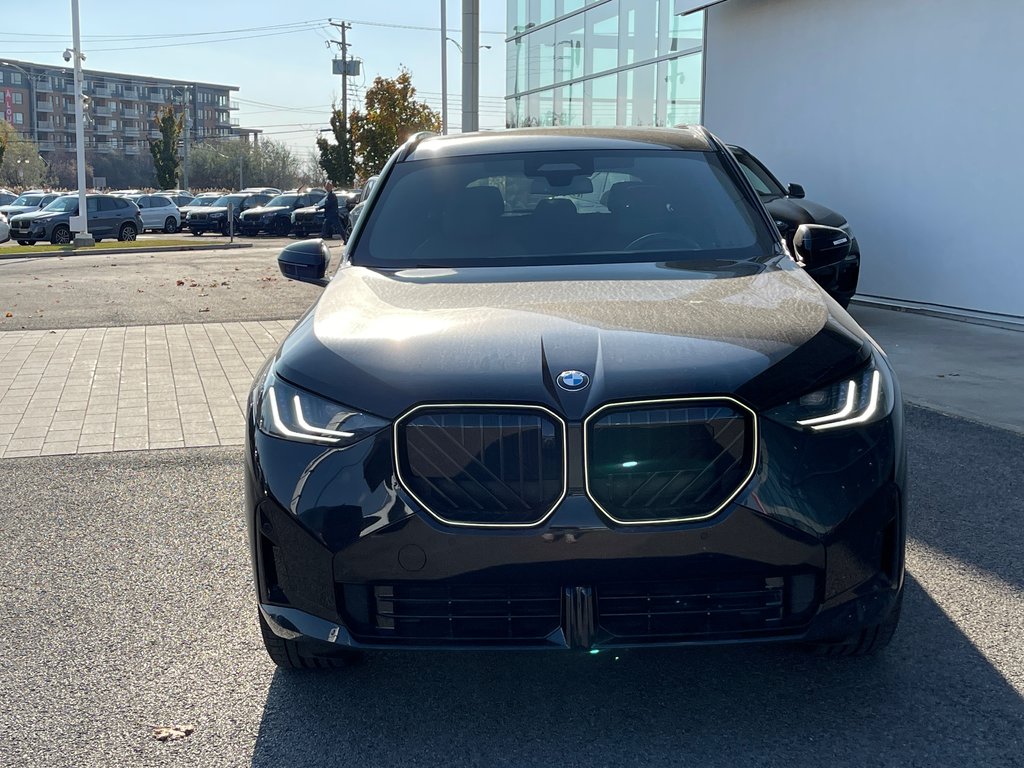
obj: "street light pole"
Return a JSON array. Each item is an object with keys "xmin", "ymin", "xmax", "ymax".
[
  {"xmin": 440, "ymin": 0, "xmax": 448, "ymax": 135},
  {"xmin": 70, "ymin": 0, "xmax": 93, "ymax": 246},
  {"xmin": 461, "ymin": 0, "xmax": 480, "ymax": 133}
]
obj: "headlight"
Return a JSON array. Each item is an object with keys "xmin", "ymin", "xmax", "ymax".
[
  {"xmin": 766, "ymin": 352, "xmax": 894, "ymax": 431},
  {"xmin": 258, "ymin": 371, "xmax": 388, "ymax": 446},
  {"xmin": 211, "ymin": 212, "xmax": 225, "ymax": 219}
]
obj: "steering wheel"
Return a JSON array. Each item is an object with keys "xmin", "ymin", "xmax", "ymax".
[{"xmin": 624, "ymin": 232, "xmax": 701, "ymax": 251}]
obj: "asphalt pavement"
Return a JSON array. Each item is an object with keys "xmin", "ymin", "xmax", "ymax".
[
  {"xmin": 0, "ymin": 245, "xmax": 1021, "ymax": 766},
  {"xmin": 0, "ymin": 407, "xmax": 1020, "ymax": 767}
]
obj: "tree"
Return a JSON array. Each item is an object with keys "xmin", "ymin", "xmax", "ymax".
[
  {"xmin": 0, "ymin": 123, "xmax": 48, "ymax": 189},
  {"xmin": 187, "ymin": 139, "xmax": 300, "ymax": 191},
  {"xmin": 347, "ymin": 68, "xmax": 442, "ymax": 181},
  {"xmin": 317, "ymin": 68, "xmax": 442, "ymax": 187},
  {"xmin": 149, "ymin": 105, "xmax": 184, "ymax": 189},
  {"xmin": 316, "ymin": 107, "xmax": 355, "ymax": 188}
]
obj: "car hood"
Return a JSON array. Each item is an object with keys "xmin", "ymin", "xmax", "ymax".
[
  {"xmin": 11, "ymin": 209, "xmax": 65, "ymax": 222},
  {"xmin": 196, "ymin": 206, "xmax": 230, "ymax": 215},
  {"xmin": 763, "ymin": 196, "xmax": 846, "ymax": 228},
  {"xmin": 274, "ymin": 260, "xmax": 869, "ymax": 420},
  {"xmin": 243, "ymin": 205, "xmax": 290, "ymax": 218},
  {"xmin": 0, "ymin": 205, "xmax": 39, "ymax": 216},
  {"xmin": 293, "ymin": 205, "xmax": 321, "ymax": 215}
]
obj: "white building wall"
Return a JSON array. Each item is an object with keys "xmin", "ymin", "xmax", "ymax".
[{"xmin": 702, "ymin": 0, "xmax": 1024, "ymax": 319}]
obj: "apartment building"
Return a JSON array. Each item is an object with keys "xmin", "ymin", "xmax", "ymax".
[{"xmin": 0, "ymin": 59, "xmax": 241, "ymax": 159}]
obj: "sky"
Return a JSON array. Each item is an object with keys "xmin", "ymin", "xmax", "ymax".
[{"xmin": 0, "ymin": 1, "xmax": 509, "ymax": 159}]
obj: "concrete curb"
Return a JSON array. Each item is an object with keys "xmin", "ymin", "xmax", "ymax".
[{"xmin": 0, "ymin": 241, "xmax": 254, "ymax": 260}]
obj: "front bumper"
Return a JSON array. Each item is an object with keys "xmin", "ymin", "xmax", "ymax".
[{"xmin": 245, "ymin": 396, "xmax": 906, "ymax": 653}]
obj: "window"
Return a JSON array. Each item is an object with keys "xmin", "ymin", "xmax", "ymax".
[
  {"xmin": 98, "ymin": 197, "xmax": 122, "ymax": 212},
  {"xmin": 354, "ymin": 149, "xmax": 772, "ymax": 268},
  {"xmin": 13, "ymin": 113, "xmax": 23, "ymax": 125},
  {"xmin": 86, "ymin": 198, "xmax": 99, "ymax": 214},
  {"xmin": 13, "ymin": 92, "xmax": 22, "ymax": 105},
  {"xmin": 11, "ymin": 72, "xmax": 22, "ymax": 85}
]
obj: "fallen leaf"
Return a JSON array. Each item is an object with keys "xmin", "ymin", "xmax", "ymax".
[
  {"xmin": 137, "ymin": 289, "xmax": 144, "ymax": 293},
  {"xmin": 198, "ymin": 307, "xmax": 210, "ymax": 312},
  {"xmin": 175, "ymin": 280, "xmax": 185, "ymax": 286},
  {"xmin": 150, "ymin": 724, "xmax": 195, "ymax": 742},
  {"xmin": 198, "ymin": 293, "xmax": 208, "ymax": 297},
  {"xmin": 4, "ymin": 312, "xmax": 11, "ymax": 318}
]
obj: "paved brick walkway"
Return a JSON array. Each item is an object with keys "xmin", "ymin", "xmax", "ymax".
[{"xmin": 0, "ymin": 321, "xmax": 292, "ymax": 458}]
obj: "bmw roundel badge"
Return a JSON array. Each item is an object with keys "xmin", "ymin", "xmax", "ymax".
[{"xmin": 556, "ymin": 370, "xmax": 590, "ymax": 391}]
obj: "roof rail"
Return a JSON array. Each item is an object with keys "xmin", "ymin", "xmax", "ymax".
[{"xmin": 398, "ymin": 130, "xmax": 438, "ymax": 161}]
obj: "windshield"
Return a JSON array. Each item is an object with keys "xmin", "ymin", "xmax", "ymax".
[
  {"xmin": 191, "ymin": 197, "xmax": 218, "ymax": 207},
  {"xmin": 213, "ymin": 194, "xmax": 247, "ymax": 207},
  {"xmin": 12, "ymin": 195, "xmax": 44, "ymax": 206},
  {"xmin": 732, "ymin": 151, "xmax": 787, "ymax": 198},
  {"xmin": 43, "ymin": 197, "xmax": 78, "ymax": 213},
  {"xmin": 265, "ymin": 195, "xmax": 300, "ymax": 208},
  {"xmin": 353, "ymin": 149, "xmax": 773, "ymax": 268}
]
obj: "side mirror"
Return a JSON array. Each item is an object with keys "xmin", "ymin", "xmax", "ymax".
[
  {"xmin": 791, "ymin": 224, "xmax": 850, "ymax": 270},
  {"xmin": 278, "ymin": 239, "xmax": 331, "ymax": 287},
  {"xmin": 787, "ymin": 183, "xmax": 806, "ymax": 199}
]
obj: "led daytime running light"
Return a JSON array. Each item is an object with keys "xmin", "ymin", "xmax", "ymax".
[
  {"xmin": 267, "ymin": 385, "xmax": 340, "ymax": 444},
  {"xmin": 797, "ymin": 381, "xmax": 856, "ymax": 427},
  {"xmin": 805, "ymin": 370, "xmax": 882, "ymax": 432},
  {"xmin": 292, "ymin": 395, "xmax": 354, "ymax": 439}
]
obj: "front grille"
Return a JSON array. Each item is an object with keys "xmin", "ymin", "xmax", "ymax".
[
  {"xmin": 345, "ymin": 583, "xmax": 563, "ymax": 645},
  {"xmin": 596, "ymin": 575, "xmax": 805, "ymax": 642},
  {"xmin": 191, "ymin": 213, "xmax": 207, "ymax": 221},
  {"xmin": 395, "ymin": 405, "xmax": 565, "ymax": 526},
  {"xmin": 585, "ymin": 399, "xmax": 756, "ymax": 524}
]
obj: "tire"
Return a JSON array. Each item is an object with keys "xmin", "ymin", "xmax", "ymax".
[
  {"xmin": 258, "ymin": 610, "xmax": 361, "ymax": 670},
  {"xmin": 94, "ymin": 238, "xmax": 102, "ymax": 243},
  {"xmin": 272, "ymin": 218, "xmax": 290, "ymax": 237},
  {"xmin": 190, "ymin": 229, "xmax": 202, "ymax": 237},
  {"xmin": 220, "ymin": 223, "xmax": 230, "ymax": 236},
  {"xmin": 17, "ymin": 240, "xmax": 29, "ymax": 246},
  {"xmin": 810, "ymin": 591, "xmax": 903, "ymax": 657},
  {"xmin": 50, "ymin": 224, "xmax": 72, "ymax": 245},
  {"xmin": 163, "ymin": 217, "xmax": 178, "ymax": 234},
  {"xmin": 117, "ymin": 222, "xmax": 138, "ymax": 242}
]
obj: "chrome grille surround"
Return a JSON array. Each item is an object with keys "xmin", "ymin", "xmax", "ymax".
[
  {"xmin": 583, "ymin": 396, "xmax": 758, "ymax": 526},
  {"xmin": 393, "ymin": 403, "xmax": 568, "ymax": 529}
]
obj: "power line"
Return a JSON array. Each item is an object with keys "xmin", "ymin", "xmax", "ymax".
[{"xmin": 0, "ymin": 20, "xmax": 327, "ymax": 42}]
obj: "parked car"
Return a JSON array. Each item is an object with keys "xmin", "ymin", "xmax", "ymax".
[
  {"xmin": 240, "ymin": 187, "xmax": 282, "ymax": 196},
  {"xmin": 248, "ymin": 126, "xmax": 906, "ymax": 669},
  {"xmin": 186, "ymin": 192, "xmax": 273, "ymax": 236},
  {"xmin": 238, "ymin": 192, "xmax": 323, "ymax": 236},
  {"xmin": 0, "ymin": 211, "xmax": 9, "ymax": 243},
  {"xmin": 728, "ymin": 145, "xmax": 860, "ymax": 307},
  {"xmin": 0, "ymin": 189, "xmax": 17, "ymax": 207},
  {"xmin": 0, "ymin": 191, "xmax": 62, "ymax": 219},
  {"xmin": 289, "ymin": 194, "xmax": 350, "ymax": 239},
  {"xmin": 160, "ymin": 189, "xmax": 195, "ymax": 208},
  {"xmin": 128, "ymin": 194, "xmax": 181, "ymax": 233},
  {"xmin": 9, "ymin": 194, "xmax": 142, "ymax": 244},
  {"xmin": 177, "ymin": 192, "xmax": 221, "ymax": 221},
  {"xmin": 345, "ymin": 175, "xmax": 379, "ymax": 230}
]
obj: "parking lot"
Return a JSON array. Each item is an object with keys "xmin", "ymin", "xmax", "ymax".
[{"xmin": 0, "ymin": 244, "xmax": 1021, "ymax": 767}]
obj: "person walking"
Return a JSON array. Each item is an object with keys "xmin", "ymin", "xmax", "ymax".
[{"xmin": 321, "ymin": 182, "xmax": 340, "ymax": 240}]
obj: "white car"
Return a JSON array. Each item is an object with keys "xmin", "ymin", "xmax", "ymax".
[
  {"xmin": 128, "ymin": 194, "xmax": 181, "ymax": 233},
  {"xmin": 0, "ymin": 211, "xmax": 9, "ymax": 243}
]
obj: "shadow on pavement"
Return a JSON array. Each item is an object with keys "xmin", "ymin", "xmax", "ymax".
[
  {"xmin": 250, "ymin": 572, "xmax": 1023, "ymax": 768},
  {"xmin": 905, "ymin": 405, "xmax": 1024, "ymax": 591}
]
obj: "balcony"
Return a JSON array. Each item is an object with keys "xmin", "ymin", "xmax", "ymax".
[
  {"xmin": 94, "ymin": 105, "xmax": 113, "ymax": 117},
  {"xmin": 148, "ymin": 92, "xmax": 166, "ymax": 103},
  {"xmin": 35, "ymin": 101, "xmax": 54, "ymax": 113},
  {"xmin": 122, "ymin": 88, "xmax": 139, "ymax": 99},
  {"xmin": 39, "ymin": 141, "xmax": 56, "ymax": 152},
  {"xmin": 38, "ymin": 119, "xmax": 55, "ymax": 131},
  {"xmin": 94, "ymin": 123, "xmax": 114, "ymax": 134},
  {"xmin": 149, "ymin": 128, "xmax": 162, "ymax": 139},
  {"xmin": 122, "ymin": 107, "xmax": 139, "ymax": 118},
  {"xmin": 92, "ymin": 85, "xmax": 112, "ymax": 98},
  {"xmin": 124, "ymin": 127, "xmax": 140, "ymax": 137},
  {"xmin": 125, "ymin": 144, "xmax": 140, "ymax": 155},
  {"xmin": 95, "ymin": 143, "xmax": 112, "ymax": 153},
  {"xmin": 228, "ymin": 99, "xmax": 238, "ymax": 110},
  {"xmin": 36, "ymin": 80, "xmax": 53, "ymax": 93}
]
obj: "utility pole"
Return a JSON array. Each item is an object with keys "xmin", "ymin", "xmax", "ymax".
[
  {"xmin": 328, "ymin": 20, "xmax": 353, "ymax": 186},
  {"xmin": 69, "ymin": 0, "xmax": 93, "ymax": 246}
]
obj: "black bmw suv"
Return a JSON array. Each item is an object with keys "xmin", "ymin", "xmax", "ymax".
[
  {"xmin": 247, "ymin": 127, "xmax": 906, "ymax": 669},
  {"xmin": 729, "ymin": 145, "xmax": 860, "ymax": 307}
]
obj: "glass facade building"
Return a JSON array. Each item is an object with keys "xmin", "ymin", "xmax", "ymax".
[{"xmin": 506, "ymin": 1, "xmax": 703, "ymax": 129}]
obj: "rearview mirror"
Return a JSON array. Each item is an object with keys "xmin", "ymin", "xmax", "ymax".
[
  {"xmin": 791, "ymin": 224, "xmax": 850, "ymax": 270},
  {"xmin": 278, "ymin": 239, "xmax": 330, "ymax": 287}
]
